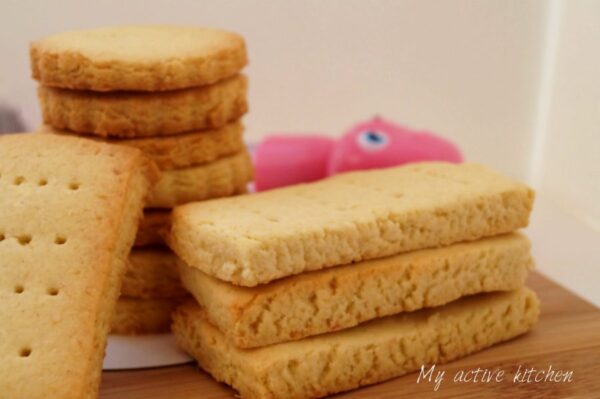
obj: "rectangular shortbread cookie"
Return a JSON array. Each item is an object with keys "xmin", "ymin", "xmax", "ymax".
[
  {"xmin": 0, "ymin": 133, "xmax": 156, "ymax": 398},
  {"xmin": 173, "ymin": 287, "xmax": 540, "ymax": 399},
  {"xmin": 180, "ymin": 233, "xmax": 532, "ymax": 348},
  {"xmin": 169, "ymin": 162, "xmax": 534, "ymax": 286}
]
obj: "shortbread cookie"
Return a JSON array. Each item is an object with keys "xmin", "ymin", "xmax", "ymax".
[
  {"xmin": 135, "ymin": 210, "xmax": 170, "ymax": 247},
  {"xmin": 123, "ymin": 247, "xmax": 186, "ymax": 299},
  {"xmin": 38, "ymin": 75, "xmax": 248, "ymax": 137},
  {"xmin": 42, "ymin": 121, "xmax": 245, "ymax": 170},
  {"xmin": 180, "ymin": 233, "xmax": 532, "ymax": 348},
  {"xmin": 31, "ymin": 25, "xmax": 247, "ymax": 91},
  {"xmin": 0, "ymin": 133, "xmax": 156, "ymax": 399},
  {"xmin": 173, "ymin": 287, "xmax": 539, "ymax": 399},
  {"xmin": 147, "ymin": 149, "xmax": 252, "ymax": 209},
  {"xmin": 168, "ymin": 162, "xmax": 534, "ymax": 286},
  {"xmin": 111, "ymin": 297, "xmax": 181, "ymax": 335}
]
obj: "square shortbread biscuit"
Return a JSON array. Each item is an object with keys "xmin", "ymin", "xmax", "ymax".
[
  {"xmin": 180, "ymin": 233, "xmax": 532, "ymax": 348},
  {"xmin": 168, "ymin": 162, "xmax": 534, "ymax": 286},
  {"xmin": 0, "ymin": 133, "xmax": 156, "ymax": 398},
  {"xmin": 172, "ymin": 287, "xmax": 540, "ymax": 399}
]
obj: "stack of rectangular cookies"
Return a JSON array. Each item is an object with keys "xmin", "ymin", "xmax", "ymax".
[
  {"xmin": 30, "ymin": 25, "xmax": 254, "ymax": 335},
  {"xmin": 166, "ymin": 162, "xmax": 540, "ymax": 398}
]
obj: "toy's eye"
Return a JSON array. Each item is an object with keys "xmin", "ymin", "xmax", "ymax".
[{"xmin": 357, "ymin": 131, "xmax": 389, "ymax": 152}]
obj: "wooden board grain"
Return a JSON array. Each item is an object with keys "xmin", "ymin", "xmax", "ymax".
[{"xmin": 100, "ymin": 272, "xmax": 600, "ymax": 398}]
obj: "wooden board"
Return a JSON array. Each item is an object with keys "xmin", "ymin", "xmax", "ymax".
[{"xmin": 100, "ymin": 272, "xmax": 600, "ymax": 398}]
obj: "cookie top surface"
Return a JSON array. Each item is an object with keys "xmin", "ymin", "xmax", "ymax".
[
  {"xmin": 168, "ymin": 162, "xmax": 534, "ymax": 286},
  {"xmin": 0, "ymin": 133, "xmax": 154, "ymax": 397},
  {"xmin": 31, "ymin": 25, "xmax": 247, "ymax": 91}
]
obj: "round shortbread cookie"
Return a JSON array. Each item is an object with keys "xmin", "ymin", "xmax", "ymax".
[
  {"xmin": 37, "ymin": 75, "xmax": 248, "ymax": 137},
  {"xmin": 31, "ymin": 25, "xmax": 247, "ymax": 91},
  {"xmin": 122, "ymin": 247, "xmax": 185, "ymax": 299},
  {"xmin": 135, "ymin": 210, "xmax": 170, "ymax": 247},
  {"xmin": 111, "ymin": 297, "xmax": 183, "ymax": 335},
  {"xmin": 147, "ymin": 149, "xmax": 253, "ymax": 209},
  {"xmin": 41, "ymin": 121, "xmax": 245, "ymax": 170}
]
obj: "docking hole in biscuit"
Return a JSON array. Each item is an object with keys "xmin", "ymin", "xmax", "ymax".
[
  {"xmin": 68, "ymin": 182, "xmax": 80, "ymax": 190},
  {"xmin": 38, "ymin": 178, "xmax": 48, "ymax": 186},
  {"xmin": 19, "ymin": 347, "xmax": 32, "ymax": 357},
  {"xmin": 47, "ymin": 287, "xmax": 59, "ymax": 296},
  {"xmin": 13, "ymin": 176, "xmax": 25, "ymax": 185},
  {"xmin": 18, "ymin": 235, "xmax": 32, "ymax": 245},
  {"xmin": 54, "ymin": 236, "xmax": 67, "ymax": 245},
  {"xmin": 14, "ymin": 285, "xmax": 24, "ymax": 294},
  {"xmin": 0, "ymin": 232, "xmax": 5, "ymax": 241}
]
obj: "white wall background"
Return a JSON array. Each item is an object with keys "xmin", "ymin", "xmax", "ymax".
[
  {"xmin": 533, "ymin": 0, "xmax": 600, "ymax": 231},
  {"xmin": 0, "ymin": 0, "xmax": 598, "ymax": 229}
]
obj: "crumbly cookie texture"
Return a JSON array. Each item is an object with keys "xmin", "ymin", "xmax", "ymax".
[
  {"xmin": 135, "ymin": 210, "xmax": 171, "ymax": 247},
  {"xmin": 180, "ymin": 233, "xmax": 532, "ymax": 348},
  {"xmin": 42, "ymin": 121, "xmax": 245, "ymax": 170},
  {"xmin": 173, "ymin": 287, "xmax": 539, "ymax": 399},
  {"xmin": 122, "ymin": 247, "xmax": 186, "ymax": 299},
  {"xmin": 111, "ymin": 297, "xmax": 183, "ymax": 335},
  {"xmin": 31, "ymin": 25, "xmax": 247, "ymax": 91},
  {"xmin": 0, "ymin": 133, "xmax": 156, "ymax": 399},
  {"xmin": 38, "ymin": 75, "xmax": 248, "ymax": 137},
  {"xmin": 168, "ymin": 162, "xmax": 535, "ymax": 286},
  {"xmin": 147, "ymin": 149, "xmax": 253, "ymax": 209}
]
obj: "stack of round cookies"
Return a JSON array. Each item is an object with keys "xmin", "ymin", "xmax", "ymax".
[{"xmin": 30, "ymin": 25, "xmax": 253, "ymax": 335}]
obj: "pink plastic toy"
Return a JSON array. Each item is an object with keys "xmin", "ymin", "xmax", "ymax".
[{"xmin": 254, "ymin": 116, "xmax": 463, "ymax": 191}]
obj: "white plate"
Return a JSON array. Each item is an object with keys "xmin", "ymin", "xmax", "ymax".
[{"xmin": 103, "ymin": 333, "xmax": 192, "ymax": 370}]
